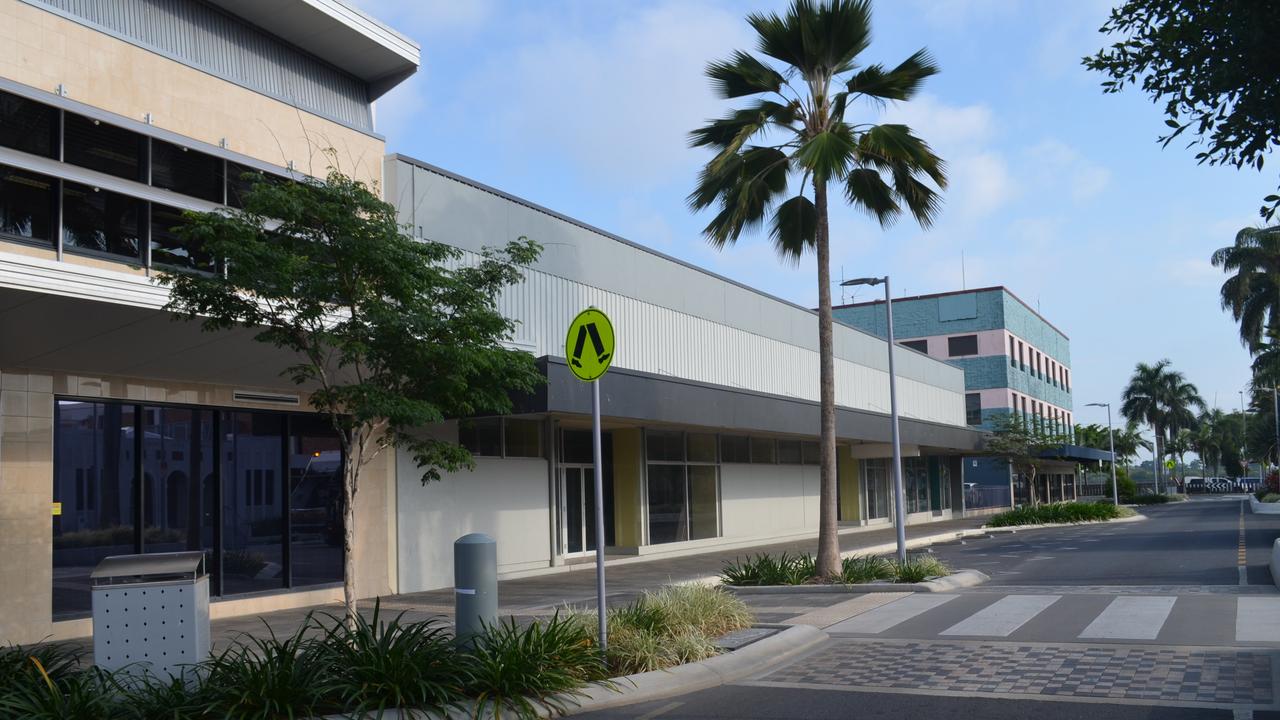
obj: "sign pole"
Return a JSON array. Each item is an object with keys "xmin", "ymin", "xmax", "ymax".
[{"xmin": 591, "ymin": 378, "xmax": 607, "ymax": 651}]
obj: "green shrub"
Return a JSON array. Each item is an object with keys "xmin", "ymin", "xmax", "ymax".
[
  {"xmin": 0, "ymin": 664, "xmax": 119, "ymax": 720},
  {"xmin": 600, "ymin": 585, "xmax": 751, "ymax": 676},
  {"xmin": 0, "ymin": 642, "xmax": 82, "ymax": 692},
  {"xmin": 464, "ymin": 613, "xmax": 610, "ymax": 719},
  {"xmin": 197, "ymin": 621, "xmax": 330, "ymax": 719},
  {"xmin": 1116, "ymin": 468, "xmax": 1138, "ymax": 503},
  {"xmin": 892, "ymin": 555, "xmax": 949, "ymax": 584},
  {"xmin": 840, "ymin": 555, "xmax": 895, "ymax": 584},
  {"xmin": 987, "ymin": 501, "xmax": 1133, "ymax": 527},
  {"xmin": 719, "ymin": 552, "xmax": 815, "ymax": 586},
  {"xmin": 314, "ymin": 601, "xmax": 468, "ymax": 716},
  {"xmin": 1128, "ymin": 494, "xmax": 1172, "ymax": 505},
  {"xmin": 1263, "ymin": 493, "xmax": 1280, "ymax": 503}
]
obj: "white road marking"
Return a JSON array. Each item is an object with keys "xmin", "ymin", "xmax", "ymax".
[
  {"xmin": 1080, "ymin": 596, "xmax": 1176, "ymax": 640},
  {"xmin": 635, "ymin": 701, "xmax": 684, "ymax": 719},
  {"xmin": 825, "ymin": 594, "xmax": 958, "ymax": 634},
  {"xmin": 1237, "ymin": 598, "xmax": 1280, "ymax": 642},
  {"xmin": 940, "ymin": 595, "xmax": 1060, "ymax": 637}
]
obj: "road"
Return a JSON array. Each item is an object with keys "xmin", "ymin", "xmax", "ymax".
[{"xmin": 579, "ymin": 497, "xmax": 1280, "ymax": 720}]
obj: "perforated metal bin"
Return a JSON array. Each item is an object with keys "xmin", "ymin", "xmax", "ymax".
[{"xmin": 90, "ymin": 551, "xmax": 210, "ymax": 679}]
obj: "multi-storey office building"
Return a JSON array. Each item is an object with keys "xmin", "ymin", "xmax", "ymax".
[
  {"xmin": 0, "ymin": 0, "xmax": 418, "ymax": 644},
  {"xmin": 0, "ymin": 0, "xmax": 987, "ymax": 644},
  {"xmin": 834, "ymin": 287, "xmax": 1096, "ymax": 510}
]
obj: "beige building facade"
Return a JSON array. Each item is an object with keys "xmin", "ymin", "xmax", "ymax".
[{"xmin": 0, "ymin": 0, "xmax": 417, "ymax": 644}]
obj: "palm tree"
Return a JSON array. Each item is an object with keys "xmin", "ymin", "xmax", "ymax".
[
  {"xmin": 690, "ymin": 0, "xmax": 946, "ymax": 578},
  {"xmin": 1212, "ymin": 225, "xmax": 1280, "ymax": 349},
  {"xmin": 1166, "ymin": 428, "xmax": 1194, "ymax": 491},
  {"xmin": 1121, "ymin": 360, "xmax": 1205, "ymax": 493},
  {"xmin": 1112, "ymin": 421, "xmax": 1154, "ymax": 468},
  {"xmin": 1195, "ymin": 409, "xmax": 1228, "ymax": 479}
]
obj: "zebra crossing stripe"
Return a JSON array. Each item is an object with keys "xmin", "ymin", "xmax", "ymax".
[
  {"xmin": 1237, "ymin": 597, "xmax": 1280, "ymax": 642},
  {"xmin": 1079, "ymin": 596, "xmax": 1176, "ymax": 640},
  {"xmin": 940, "ymin": 594, "xmax": 1060, "ymax": 637},
  {"xmin": 825, "ymin": 594, "xmax": 958, "ymax": 634}
]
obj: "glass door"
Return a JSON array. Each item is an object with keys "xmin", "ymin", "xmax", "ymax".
[{"xmin": 560, "ymin": 465, "xmax": 597, "ymax": 556}]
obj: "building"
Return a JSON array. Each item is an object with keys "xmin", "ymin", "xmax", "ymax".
[
  {"xmin": 834, "ymin": 286, "xmax": 1099, "ymax": 509},
  {"xmin": 0, "ymin": 0, "xmax": 988, "ymax": 645},
  {"xmin": 0, "ymin": 0, "xmax": 418, "ymax": 644}
]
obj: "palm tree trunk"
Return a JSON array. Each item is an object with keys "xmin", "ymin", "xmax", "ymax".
[{"xmin": 814, "ymin": 176, "xmax": 840, "ymax": 580}]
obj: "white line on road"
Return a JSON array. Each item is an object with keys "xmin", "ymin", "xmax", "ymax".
[
  {"xmin": 634, "ymin": 701, "xmax": 684, "ymax": 719},
  {"xmin": 825, "ymin": 594, "xmax": 957, "ymax": 634},
  {"xmin": 1237, "ymin": 598, "xmax": 1280, "ymax": 642},
  {"xmin": 1079, "ymin": 596, "xmax": 1176, "ymax": 640},
  {"xmin": 940, "ymin": 595, "xmax": 1060, "ymax": 637}
]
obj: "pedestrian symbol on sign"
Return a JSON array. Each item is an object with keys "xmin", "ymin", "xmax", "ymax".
[{"xmin": 565, "ymin": 308, "xmax": 614, "ymax": 382}]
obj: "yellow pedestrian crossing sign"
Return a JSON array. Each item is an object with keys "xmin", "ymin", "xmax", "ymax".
[{"xmin": 565, "ymin": 308, "xmax": 614, "ymax": 382}]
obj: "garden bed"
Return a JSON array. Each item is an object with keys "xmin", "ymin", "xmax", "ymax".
[
  {"xmin": 984, "ymin": 501, "xmax": 1138, "ymax": 528},
  {"xmin": 718, "ymin": 552, "xmax": 952, "ymax": 588},
  {"xmin": 0, "ymin": 585, "xmax": 756, "ymax": 720}
]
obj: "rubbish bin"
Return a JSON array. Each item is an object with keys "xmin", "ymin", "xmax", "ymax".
[{"xmin": 90, "ymin": 551, "xmax": 210, "ymax": 679}]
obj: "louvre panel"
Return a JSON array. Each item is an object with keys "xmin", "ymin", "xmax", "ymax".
[{"xmin": 24, "ymin": 0, "xmax": 372, "ymax": 131}]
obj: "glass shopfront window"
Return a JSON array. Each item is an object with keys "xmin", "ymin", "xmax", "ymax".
[
  {"xmin": 904, "ymin": 457, "xmax": 929, "ymax": 514},
  {"xmin": 864, "ymin": 459, "xmax": 890, "ymax": 520},
  {"xmin": 645, "ymin": 430, "xmax": 720, "ymax": 545},
  {"xmin": 52, "ymin": 399, "xmax": 343, "ymax": 618}
]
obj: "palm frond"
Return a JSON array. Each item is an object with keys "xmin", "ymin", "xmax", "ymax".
[
  {"xmin": 769, "ymin": 194, "xmax": 818, "ymax": 260},
  {"xmin": 846, "ymin": 48, "xmax": 939, "ymax": 101},
  {"xmin": 706, "ymin": 50, "xmax": 786, "ymax": 99},
  {"xmin": 794, "ymin": 124, "xmax": 856, "ymax": 181}
]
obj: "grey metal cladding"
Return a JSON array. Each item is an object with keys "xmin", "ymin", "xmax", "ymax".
[
  {"xmin": 518, "ymin": 358, "xmax": 984, "ymax": 452},
  {"xmin": 25, "ymin": 0, "xmax": 373, "ymax": 132}
]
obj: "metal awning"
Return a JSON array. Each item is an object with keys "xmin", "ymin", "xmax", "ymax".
[
  {"xmin": 1039, "ymin": 444, "xmax": 1114, "ymax": 464},
  {"xmin": 90, "ymin": 552, "xmax": 206, "ymax": 585}
]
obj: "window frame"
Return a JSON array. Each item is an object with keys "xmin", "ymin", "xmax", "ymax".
[{"xmin": 947, "ymin": 334, "xmax": 979, "ymax": 357}]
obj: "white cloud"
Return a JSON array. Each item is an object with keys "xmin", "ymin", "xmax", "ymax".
[
  {"xmin": 952, "ymin": 152, "xmax": 1015, "ymax": 219},
  {"xmin": 1026, "ymin": 139, "xmax": 1111, "ymax": 202},
  {"xmin": 465, "ymin": 1, "xmax": 753, "ymax": 188},
  {"xmin": 880, "ymin": 95, "xmax": 995, "ymax": 150}
]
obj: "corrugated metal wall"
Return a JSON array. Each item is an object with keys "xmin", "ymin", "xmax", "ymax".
[{"xmin": 25, "ymin": 0, "xmax": 372, "ymax": 131}]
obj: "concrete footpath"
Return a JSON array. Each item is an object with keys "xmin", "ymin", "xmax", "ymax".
[{"xmin": 208, "ymin": 515, "xmax": 990, "ymax": 647}]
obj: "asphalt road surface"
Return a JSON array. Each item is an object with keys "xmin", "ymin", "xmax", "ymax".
[{"xmin": 579, "ymin": 497, "xmax": 1280, "ymax": 720}]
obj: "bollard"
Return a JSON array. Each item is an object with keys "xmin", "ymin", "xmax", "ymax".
[{"xmin": 454, "ymin": 533, "xmax": 498, "ymax": 646}]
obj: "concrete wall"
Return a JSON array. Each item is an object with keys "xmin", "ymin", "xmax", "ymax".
[
  {"xmin": 395, "ymin": 440, "xmax": 553, "ymax": 593},
  {"xmin": 719, "ymin": 463, "xmax": 820, "ymax": 540},
  {"xmin": 0, "ymin": 1, "xmax": 385, "ymax": 185}
]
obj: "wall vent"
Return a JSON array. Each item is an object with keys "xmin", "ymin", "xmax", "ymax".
[{"xmin": 233, "ymin": 390, "xmax": 300, "ymax": 406}]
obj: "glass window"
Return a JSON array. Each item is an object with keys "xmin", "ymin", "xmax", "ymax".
[
  {"xmin": 965, "ymin": 393, "xmax": 982, "ymax": 426},
  {"xmin": 777, "ymin": 440, "xmax": 802, "ymax": 464},
  {"xmin": 151, "ymin": 139, "xmax": 223, "ymax": 202},
  {"xmin": 0, "ymin": 89, "xmax": 57, "ymax": 158},
  {"xmin": 720, "ymin": 435, "xmax": 750, "ymax": 463},
  {"xmin": 900, "ymin": 339, "xmax": 928, "ymax": 354},
  {"xmin": 221, "ymin": 411, "xmax": 286, "ymax": 595},
  {"xmin": 646, "ymin": 430, "xmax": 684, "ymax": 462},
  {"xmin": 63, "ymin": 113, "xmax": 146, "ymax": 182},
  {"xmin": 62, "ymin": 182, "xmax": 141, "ymax": 259},
  {"xmin": 801, "ymin": 441, "xmax": 820, "ymax": 465},
  {"xmin": 53, "ymin": 401, "xmax": 136, "ymax": 618},
  {"xmin": 151, "ymin": 203, "xmax": 215, "ymax": 272},
  {"xmin": 947, "ymin": 335, "xmax": 978, "ymax": 357},
  {"xmin": 904, "ymin": 457, "xmax": 929, "ymax": 513},
  {"xmin": 504, "ymin": 419, "xmax": 542, "ymax": 458},
  {"xmin": 0, "ymin": 164, "xmax": 56, "ymax": 243},
  {"xmin": 1009, "ymin": 337, "xmax": 1017, "ymax": 367},
  {"xmin": 864, "ymin": 459, "xmax": 889, "ymax": 520},
  {"xmin": 288, "ymin": 415, "xmax": 343, "ymax": 588},
  {"xmin": 227, "ymin": 162, "xmax": 288, "ymax": 209},
  {"xmin": 749, "ymin": 437, "xmax": 775, "ymax": 463},
  {"xmin": 459, "ymin": 418, "xmax": 501, "ymax": 457},
  {"xmin": 687, "ymin": 433, "xmax": 717, "ymax": 463},
  {"xmin": 688, "ymin": 465, "xmax": 718, "ymax": 540},
  {"xmin": 646, "ymin": 464, "xmax": 687, "ymax": 544},
  {"xmin": 142, "ymin": 407, "xmax": 215, "ymax": 588},
  {"xmin": 561, "ymin": 429, "xmax": 594, "ymax": 464}
]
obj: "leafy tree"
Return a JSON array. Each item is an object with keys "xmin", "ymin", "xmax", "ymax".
[
  {"xmin": 689, "ymin": 0, "xmax": 946, "ymax": 578},
  {"xmin": 985, "ymin": 414, "xmax": 1071, "ymax": 506},
  {"xmin": 1115, "ymin": 466, "xmax": 1138, "ymax": 503},
  {"xmin": 1083, "ymin": 0, "xmax": 1280, "ymax": 219},
  {"xmin": 1112, "ymin": 421, "xmax": 1153, "ymax": 468},
  {"xmin": 159, "ymin": 168, "xmax": 543, "ymax": 623},
  {"xmin": 1074, "ymin": 423, "xmax": 1110, "ymax": 450},
  {"xmin": 1166, "ymin": 428, "xmax": 1194, "ymax": 490},
  {"xmin": 1212, "ymin": 226, "xmax": 1280, "ymax": 349}
]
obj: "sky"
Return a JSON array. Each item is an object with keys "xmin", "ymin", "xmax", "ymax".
[{"xmin": 352, "ymin": 0, "xmax": 1273, "ymax": 443}]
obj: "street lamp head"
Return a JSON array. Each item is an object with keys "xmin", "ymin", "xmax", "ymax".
[
  {"xmin": 1085, "ymin": 402, "xmax": 1109, "ymax": 408},
  {"xmin": 841, "ymin": 276, "xmax": 885, "ymax": 287}
]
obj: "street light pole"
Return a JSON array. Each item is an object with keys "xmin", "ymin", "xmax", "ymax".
[
  {"xmin": 842, "ymin": 276, "xmax": 907, "ymax": 563},
  {"xmin": 1241, "ymin": 390, "xmax": 1249, "ymax": 480},
  {"xmin": 1087, "ymin": 402, "xmax": 1118, "ymax": 506}
]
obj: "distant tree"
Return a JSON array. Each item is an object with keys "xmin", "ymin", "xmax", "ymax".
[
  {"xmin": 1166, "ymin": 428, "xmax": 1194, "ymax": 490},
  {"xmin": 1212, "ymin": 226, "xmax": 1280, "ymax": 349},
  {"xmin": 1112, "ymin": 421, "xmax": 1154, "ymax": 468},
  {"xmin": 160, "ymin": 168, "xmax": 543, "ymax": 625},
  {"xmin": 1083, "ymin": 0, "xmax": 1280, "ymax": 220},
  {"xmin": 985, "ymin": 414, "xmax": 1070, "ymax": 506},
  {"xmin": 1074, "ymin": 423, "xmax": 1110, "ymax": 450},
  {"xmin": 1194, "ymin": 409, "xmax": 1227, "ymax": 478},
  {"xmin": 1121, "ymin": 360, "xmax": 1204, "ymax": 493},
  {"xmin": 690, "ymin": 0, "xmax": 947, "ymax": 579}
]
